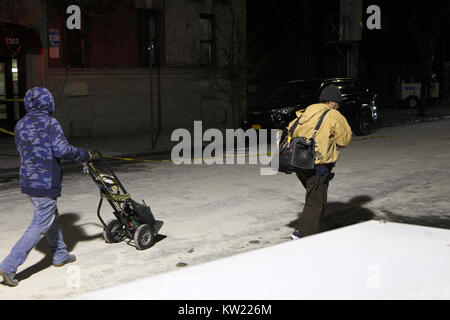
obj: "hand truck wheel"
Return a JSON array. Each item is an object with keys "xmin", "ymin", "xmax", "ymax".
[
  {"xmin": 103, "ymin": 219, "xmax": 126, "ymax": 243},
  {"xmin": 134, "ymin": 224, "xmax": 155, "ymax": 250}
]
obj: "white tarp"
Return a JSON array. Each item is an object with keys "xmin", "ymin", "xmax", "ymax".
[{"xmin": 73, "ymin": 221, "xmax": 450, "ymax": 300}]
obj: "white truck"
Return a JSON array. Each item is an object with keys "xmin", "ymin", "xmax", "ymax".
[{"xmin": 398, "ymin": 81, "xmax": 439, "ymax": 108}]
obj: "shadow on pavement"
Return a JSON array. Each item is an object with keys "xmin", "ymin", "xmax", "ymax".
[
  {"xmin": 16, "ymin": 213, "xmax": 103, "ymax": 281},
  {"xmin": 380, "ymin": 210, "xmax": 450, "ymax": 230},
  {"xmin": 288, "ymin": 194, "xmax": 450, "ymax": 235},
  {"xmin": 288, "ymin": 195, "xmax": 376, "ymax": 234},
  {"xmin": 319, "ymin": 195, "xmax": 375, "ymax": 233}
]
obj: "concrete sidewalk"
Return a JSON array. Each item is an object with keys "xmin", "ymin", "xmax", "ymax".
[
  {"xmin": 1, "ymin": 102, "xmax": 450, "ymax": 175},
  {"xmin": 376, "ymin": 101, "xmax": 450, "ymax": 127}
]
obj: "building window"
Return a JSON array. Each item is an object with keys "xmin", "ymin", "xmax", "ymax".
[
  {"xmin": 199, "ymin": 14, "xmax": 215, "ymax": 67},
  {"xmin": 137, "ymin": 9, "xmax": 160, "ymax": 68}
]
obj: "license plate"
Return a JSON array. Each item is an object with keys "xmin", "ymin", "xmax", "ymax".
[{"xmin": 252, "ymin": 124, "xmax": 262, "ymax": 130}]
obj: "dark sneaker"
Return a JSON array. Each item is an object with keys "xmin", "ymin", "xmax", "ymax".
[
  {"xmin": 0, "ymin": 269, "xmax": 19, "ymax": 287},
  {"xmin": 53, "ymin": 254, "xmax": 77, "ymax": 267},
  {"xmin": 290, "ymin": 230, "xmax": 303, "ymax": 240}
]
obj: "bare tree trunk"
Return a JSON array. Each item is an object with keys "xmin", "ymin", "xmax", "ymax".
[{"xmin": 419, "ymin": 66, "xmax": 428, "ymax": 117}]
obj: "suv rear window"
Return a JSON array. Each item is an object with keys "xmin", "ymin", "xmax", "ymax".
[
  {"xmin": 270, "ymin": 82, "xmax": 321, "ymax": 100},
  {"xmin": 291, "ymin": 82, "xmax": 321, "ymax": 99},
  {"xmin": 269, "ymin": 86, "xmax": 294, "ymax": 101}
]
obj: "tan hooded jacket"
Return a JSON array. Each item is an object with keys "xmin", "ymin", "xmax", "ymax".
[{"xmin": 287, "ymin": 103, "xmax": 352, "ymax": 165}]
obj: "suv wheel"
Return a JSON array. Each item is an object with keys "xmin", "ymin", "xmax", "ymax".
[{"xmin": 356, "ymin": 108, "xmax": 373, "ymax": 136}]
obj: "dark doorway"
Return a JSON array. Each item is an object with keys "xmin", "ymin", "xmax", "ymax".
[
  {"xmin": 0, "ymin": 23, "xmax": 28, "ymax": 134},
  {"xmin": 0, "ymin": 54, "xmax": 25, "ymax": 133}
]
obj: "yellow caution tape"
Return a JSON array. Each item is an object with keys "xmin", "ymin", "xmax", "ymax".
[
  {"xmin": 354, "ymin": 135, "xmax": 392, "ymax": 141},
  {"xmin": 0, "ymin": 126, "xmax": 394, "ymax": 164},
  {"xmin": 0, "ymin": 128, "xmax": 15, "ymax": 136},
  {"xmin": 1, "ymin": 99, "xmax": 25, "ymax": 102},
  {"xmin": 0, "ymin": 127, "xmax": 273, "ymax": 163},
  {"xmin": 104, "ymin": 155, "xmax": 173, "ymax": 163},
  {"xmin": 105, "ymin": 152, "xmax": 273, "ymax": 164}
]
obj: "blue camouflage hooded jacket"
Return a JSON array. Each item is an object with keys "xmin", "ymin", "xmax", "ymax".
[{"xmin": 15, "ymin": 87, "xmax": 90, "ymax": 198}]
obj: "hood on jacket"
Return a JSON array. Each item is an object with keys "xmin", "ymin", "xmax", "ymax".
[
  {"xmin": 296, "ymin": 103, "xmax": 330, "ymax": 125},
  {"xmin": 24, "ymin": 87, "xmax": 55, "ymax": 115}
]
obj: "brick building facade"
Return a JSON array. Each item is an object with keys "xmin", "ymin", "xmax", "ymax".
[{"xmin": 0, "ymin": 0, "xmax": 247, "ymax": 142}]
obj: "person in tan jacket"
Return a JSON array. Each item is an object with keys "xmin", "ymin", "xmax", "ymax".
[{"xmin": 288, "ymin": 84, "xmax": 352, "ymax": 239}]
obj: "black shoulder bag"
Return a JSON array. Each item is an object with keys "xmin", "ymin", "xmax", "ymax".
[{"xmin": 278, "ymin": 110, "xmax": 330, "ymax": 173}]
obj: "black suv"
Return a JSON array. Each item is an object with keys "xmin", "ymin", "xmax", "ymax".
[{"xmin": 245, "ymin": 78, "xmax": 379, "ymax": 136}]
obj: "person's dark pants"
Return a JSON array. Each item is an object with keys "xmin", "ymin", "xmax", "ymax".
[{"xmin": 294, "ymin": 169, "xmax": 332, "ymax": 236}]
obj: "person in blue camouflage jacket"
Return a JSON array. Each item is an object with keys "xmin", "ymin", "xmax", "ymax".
[{"xmin": 0, "ymin": 87, "xmax": 91, "ymax": 287}]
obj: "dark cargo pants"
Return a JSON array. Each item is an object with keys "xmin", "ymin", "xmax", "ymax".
[{"xmin": 294, "ymin": 169, "xmax": 333, "ymax": 236}]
